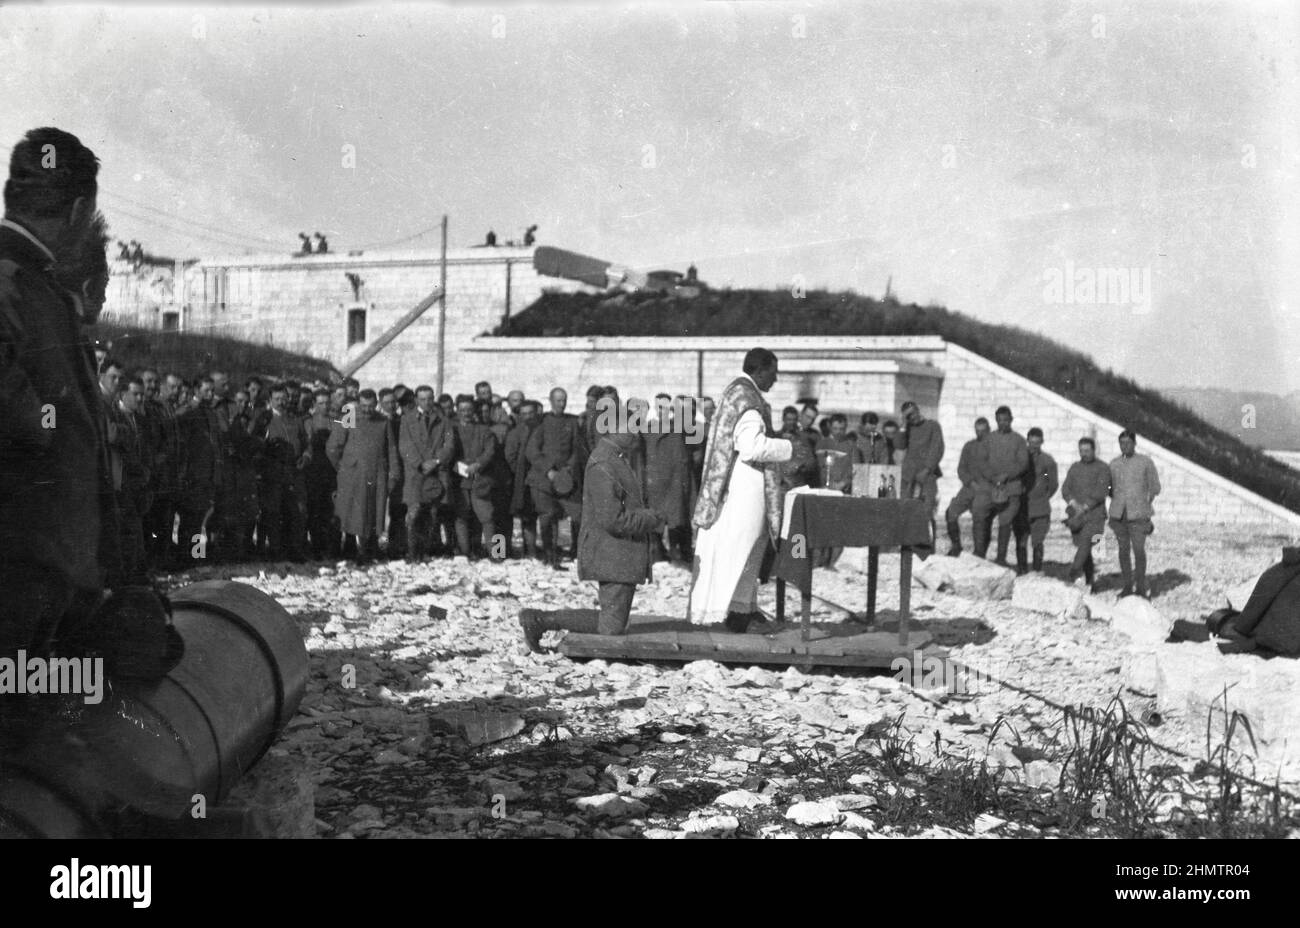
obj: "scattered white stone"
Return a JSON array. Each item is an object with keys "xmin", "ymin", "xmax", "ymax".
[
  {"xmin": 785, "ymin": 800, "xmax": 843, "ymax": 827},
  {"xmin": 715, "ymin": 789, "xmax": 772, "ymax": 810},
  {"xmin": 914, "ymin": 552, "xmax": 1015, "ymax": 600},
  {"xmin": 708, "ymin": 759, "xmax": 750, "ymax": 777},
  {"xmin": 681, "ymin": 814, "xmax": 740, "ymax": 837},
  {"xmin": 1012, "ymin": 574, "xmax": 1089, "ymax": 621},
  {"xmin": 737, "ymin": 666, "xmax": 779, "ymax": 688},
  {"xmin": 734, "ymin": 746, "xmax": 762, "ymax": 763},
  {"xmin": 1084, "ymin": 594, "xmax": 1115, "ymax": 623},
  {"xmin": 1022, "ymin": 761, "xmax": 1061, "ymax": 790},
  {"xmin": 827, "ymin": 793, "xmax": 877, "ymax": 812},
  {"xmin": 781, "ymin": 666, "xmax": 809, "ymax": 691},
  {"xmin": 828, "ymin": 831, "xmax": 862, "ymax": 839},
  {"xmin": 572, "ymin": 793, "xmax": 648, "ymax": 819},
  {"xmin": 839, "ymin": 811, "xmax": 876, "ymax": 832},
  {"xmin": 795, "ymin": 702, "xmax": 850, "ymax": 731},
  {"xmin": 1120, "ymin": 645, "xmax": 1161, "ymax": 696},
  {"xmin": 973, "ymin": 813, "xmax": 1007, "ymax": 834},
  {"xmin": 1109, "ymin": 597, "xmax": 1172, "ymax": 645}
]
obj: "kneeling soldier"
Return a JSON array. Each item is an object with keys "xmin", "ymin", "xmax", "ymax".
[{"xmin": 517, "ymin": 408, "xmax": 664, "ymax": 651}]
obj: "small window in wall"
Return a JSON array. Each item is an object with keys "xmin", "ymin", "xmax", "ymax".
[
  {"xmin": 162, "ymin": 311, "xmax": 180, "ymax": 332},
  {"xmin": 347, "ymin": 307, "xmax": 367, "ymax": 347}
]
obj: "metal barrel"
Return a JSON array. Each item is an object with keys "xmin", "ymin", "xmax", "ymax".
[{"xmin": 0, "ymin": 580, "xmax": 308, "ymax": 835}]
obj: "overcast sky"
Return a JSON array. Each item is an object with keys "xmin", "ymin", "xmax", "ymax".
[{"xmin": 2, "ymin": 1, "xmax": 1295, "ymax": 393}]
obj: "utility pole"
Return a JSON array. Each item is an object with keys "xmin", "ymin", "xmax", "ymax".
[{"xmin": 436, "ymin": 214, "xmax": 448, "ymax": 395}]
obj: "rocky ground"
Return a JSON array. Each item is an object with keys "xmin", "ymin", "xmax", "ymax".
[{"xmin": 166, "ymin": 524, "xmax": 1300, "ymax": 839}]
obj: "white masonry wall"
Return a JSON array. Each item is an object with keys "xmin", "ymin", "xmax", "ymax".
[{"xmin": 102, "ymin": 245, "xmax": 591, "ymax": 392}]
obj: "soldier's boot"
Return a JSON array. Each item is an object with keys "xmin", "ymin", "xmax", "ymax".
[
  {"xmin": 406, "ymin": 538, "xmax": 423, "ymax": 564},
  {"xmin": 568, "ymin": 519, "xmax": 581, "ymax": 560},
  {"xmin": 518, "ymin": 607, "xmax": 599, "ymax": 653},
  {"xmin": 1032, "ymin": 545, "xmax": 1044, "ymax": 573},
  {"xmin": 1134, "ymin": 548, "xmax": 1149, "ymax": 599},
  {"xmin": 453, "ymin": 521, "xmax": 472, "ymax": 558},
  {"xmin": 972, "ymin": 512, "xmax": 992, "ymax": 559},
  {"xmin": 1014, "ymin": 539, "xmax": 1029, "ymax": 575},
  {"xmin": 1083, "ymin": 556, "xmax": 1096, "ymax": 590},
  {"xmin": 994, "ymin": 526, "xmax": 1011, "ymax": 567},
  {"xmin": 538, "ymin": 522, "xmax": 560, "ymax": 569},
  {"xmin": 945, "ymin": 516, "xmax": 963, "ymax": 557}
]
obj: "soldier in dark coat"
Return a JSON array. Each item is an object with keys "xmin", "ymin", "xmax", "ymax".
[
  {"xmin": 577, "ymin": 384, "xmax": 604, "ymax": 452},
  {"xmin": 175, "ymin": 377, "xmax": 224, "ymax": 565},
  {"xmin": 0, "ymin": 128, "xmax": 118, "ymax": 664},
  {"xmin": 221, "ymin": 388, "xmax": 262, "ymax": 561},
  {"xmin": 855, "ymin": 412, "xmax": 889, "ymax": 465},
  {"xmin": 503, "ymin": 399, "xmax": 542, "ymax": 558},
  {"xmin": 141, "ymin": 370, "xmax": 182, "ymax": 567},
  {"xmin": 400, "ymin": 385, "xmax": 456, "ymax": 561},
  {"xmin": 944, "ymin": 417, "xmax": 991, "ymax": 556},
  {"xmin": 525, "ymin": 387, "xmax": 587, "ymax": 568},
  {"xmin": 1061, "ymin": 436, "xmax": 1111, "ymax": 591},
  {"xmin": 643, "ymin": 394, "xmax": 692, "ymax": 563},
  {"xmin": 452, "ymin": 396, "xmax": 504, "ymax": 559},
  {"xmin": 1015, "ymin": 426, "xmax": 1059, "ymax": 573},
  {"xmin": 518, "ymin": 420, "xmax": 665, "ymax": 651},
  {"xmin": 303, "ymin": 389, "xmax": 338, "ymax": 559},
  {"xmin": 327, "ymin": 390, "xmax": 397, "ymax": 564},
  {"xmin": 253, "ymin": 383, "xmax": 311, "ymax": 561},
  {"xmin": 107, "ymin": 376, "xmax": 153, "ymax": 582},
  {"xmin": 379, "ymin": 387, "xmax": 407, "ymax": 558}
]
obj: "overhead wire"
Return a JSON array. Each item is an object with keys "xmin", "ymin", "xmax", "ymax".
[
  {"xmin": 100, "ymin": 189, "xmax": 286, "ymax": 250},
  {"xmin": 104, "ymin": 200, "xmax": 267, "ymax": 255}
]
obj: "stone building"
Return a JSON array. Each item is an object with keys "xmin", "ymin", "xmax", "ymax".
[{"xmin": 103, "ymin": 245, "xmax": 590, "ymax": 390}]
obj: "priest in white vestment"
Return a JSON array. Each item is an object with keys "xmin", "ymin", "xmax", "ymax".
[{"xmin": 688, "ymin": 348, "xmax": 793, "ymax": 632}]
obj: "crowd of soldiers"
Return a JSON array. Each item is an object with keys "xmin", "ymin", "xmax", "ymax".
[
  {"xmin": 97, "ymin": 368, "xmax": 725, "ymax": 577},
  {"xmin": 97, "ymin": 350, "xmax": 1161, "ymax": 599}
]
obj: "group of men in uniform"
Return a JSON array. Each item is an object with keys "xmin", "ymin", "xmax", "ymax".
[
  {"xmin": 87, "ymin": 362, "xmax": 728, "ymax": 577},
  {"xmin": 945, "ymin": 411, "xmax": 1161, "ymax": 596}
]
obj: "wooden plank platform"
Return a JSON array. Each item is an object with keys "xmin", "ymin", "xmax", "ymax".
[{"xmin": 557, "ymin": 613, "xmax": 946, "ymax": 669}]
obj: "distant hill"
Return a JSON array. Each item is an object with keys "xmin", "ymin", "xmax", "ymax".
[
  {"xmin": 495, "ymin": 288, "xmax": 1300, "ymax": 514},
  {"xmin": 1161, "ymin": 387, "xmax": 1300, "ymax": 453},
  {"xmin": 89, "ymin": 322, "xmax": 338, "ymax": 386}
]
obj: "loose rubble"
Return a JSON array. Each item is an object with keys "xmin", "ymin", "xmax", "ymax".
[{"xmin": 161, "ymin": 527, "xmax": 1300, "ymax": 838}]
